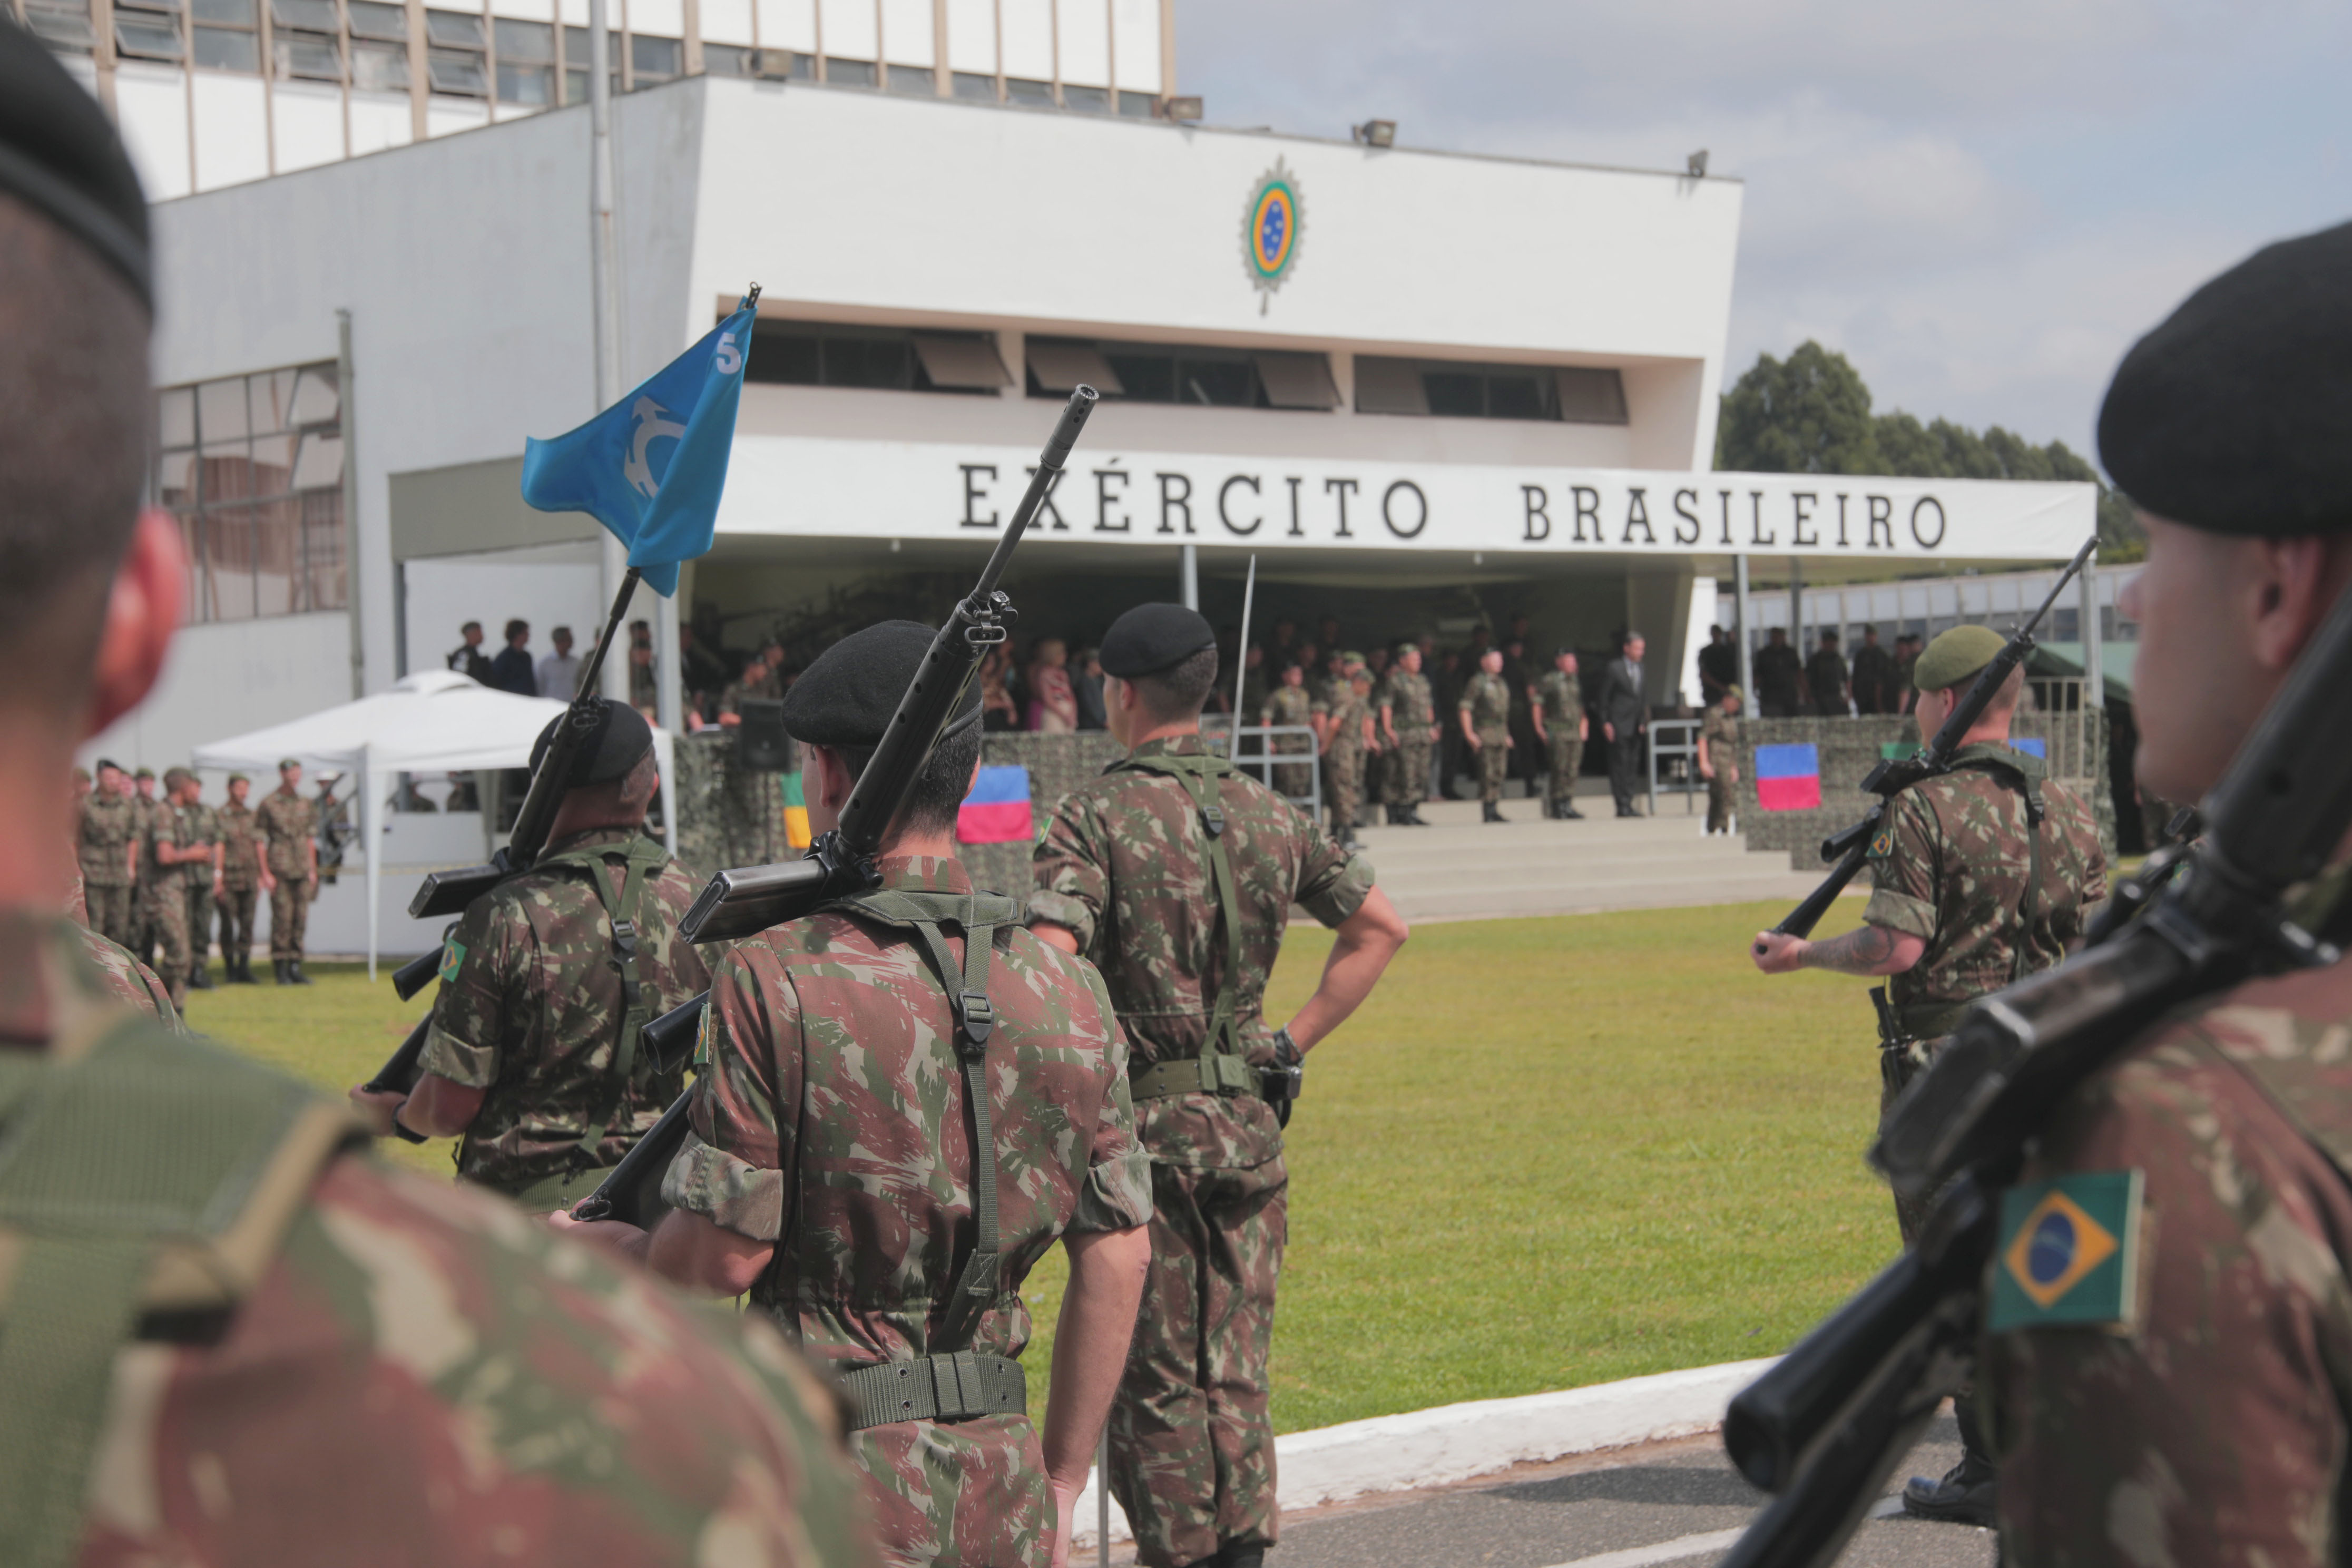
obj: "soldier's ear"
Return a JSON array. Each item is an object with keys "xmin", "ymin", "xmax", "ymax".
[{"xmin": 85, "ymin": 508, "xmax": 185, "ymax": 740}]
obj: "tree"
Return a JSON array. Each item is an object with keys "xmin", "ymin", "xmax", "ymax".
[{"xmin": 1716, "ymin": 341, "xmax": 2145, "ymax": 561}]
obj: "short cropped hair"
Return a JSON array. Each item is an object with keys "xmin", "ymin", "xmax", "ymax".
[
  {"xmin": 828, "ymin": 723, "xmax": 984, "ymax": 838},
  {"xmin": 504, "ymin": 619, "xmax": 528, "ymax": 641},
  {"xmin": 1127, "ymin": 646, "xmax": 1220, "ymax": 722}
]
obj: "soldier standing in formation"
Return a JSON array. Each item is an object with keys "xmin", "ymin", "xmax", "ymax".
[
  {"xmin": 1458, "ymin": 646, "xmax": 1514, "ymax": 823},
  {"xmin": 1030, "ymin": 603, "xmax": 1407, "ymax": 1568},
  {"xmin": 349, "ymin": 700, "xmax": 710, "ymax": 1214},
  {"xmin": 1532, "ymin": 648, "xmax": 1587, "ymax": 820},
  {"xmin": 256, "ymin": 757, "xmax": 318, "ymax": 984},
  {"xmin": 178, "ymin": 768, "xmax": 218, "ymax": 990},
  {"xmin": 213, "ymin": 770, "xmax": 261, "ymax": 981},
  {"xmin": 1849, "ymin": 624, "xmax": 1896, "ymax": 714},
  {"xmin": 1807, "ymin": 630, "xmax": 1851, "ymax": 717},
  {"xmin": 0, "ymin": 43, "xmax": 869, "ymax": 1559},
  {"xmin": 1378, "ymin": 641, "xmax": 1435, "ymax": 826},
  {"xmin": 718, "ymin": 638, "xmax": 785, "ymax": 723},
  {"xmin": 126, "ymin": 764, "xmax": 160, "ymax": 960},
  {"xmin": 1697, "ymin": 685, "xmax": 1743, "ymax": 835},
  {"xmin": 1753, "ymin": 626, "xmax": 1804, "ymax": 718},
  {"xmin": 75, "ymin": 757, "xmax": 136, "ymax": 947},
  {"xmin": 1598, "ymin": 630, "xmax": 1649, "ymax": 818},
  {"xmin": 135, "ymin": 767, "xmax": 202, "ymax": 1008},
  {"xmin": 572, "ymin": 620, "xmax": 1153, "ymax": 1567},
  {"xmin": 1261, "ymin": 661, "xmax": 1314, "ymax": 804},
  {"xmin": 1318, "ymin": 659, "xmax": 1374, "ymax": 849},
  {"xmin": 1750, "ymin": 622, "xmax": 2108, "ymax": 1525}
]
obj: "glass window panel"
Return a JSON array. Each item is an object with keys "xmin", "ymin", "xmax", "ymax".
[
  {"xmin": 158, "ymin": 387, "xmax": 196, "ymax": 448},
  {"xmin": 346, "ymin": 0, "xmax": 408, "ymax": 38},
  {"xmin": 275, "ymin": 33, "xmax": 344, "ymax": 78},
  {"xmin": 494, "ymin": 17, "xmax": 553, "ymax": 61},
  {"xmin": 351, "ymin": 38, "xmax": 409, "ymax": 87},
  {"xmin": 200, "ymin": 442, "xmax": 256, "ymax": 503},
  {"xmin": 1177, "ymin": 358, "xmax": 1254, "ymax": 407},
  {"xmin": 1424, "ymin": 371, "xmax": 1484, "ymax": 418},
  {"xmin": 301, "ymin": 491, "xmax": 346, "ymax": 611},
  {"xmin": 113, "ymin": 0, "xmax": 177, "ymax": 13},
  {"xmin": 174, "ymin": 509, "xmax": 204, "ymax": 623},
  {"xmin": 1004, "ymin": 75, "xmax": 1051, "ymax": 106},
  {"xmin": 270, "ymin": 0, "xmax": 338, "ymax": 28},
  {"xmin": 202, "ymin": 511, "xmax": 258, "ymax": 623},
  {"xmin": 1555, "ymin": 367, "xmax": 1628, "ymax": 424},
  {"xmin": 1029, "ymin": 340, "xmax": 1122, "ymax": 395},
  {"xmin": 1100, "ymin": 351, "xmax": 1171, "ymax": 402},
  {"xmin": 744, "ymin": 324, "xmax": 820, "ymax": 384},
  {"xmin": 824, "ymin": 56, "xmax": 873, "ymax": 85},
  {"xmin": 253, "ymin": 501, "xmax": 297, "ymax": 619},
  {"xmin": 197, "ymin": 378, "xmax": 250, "ymax": 442},
  {"xmin": 702, "ymin": 41, "xmax": 752, "ymax": 74},
  {"xmin": 631, "ymin": 33, "xmax": 680, "ymax": 79},
  {"xmin": 564, "ymin": 26, "xmax": 586, "ymax": 62},
  {"xmin": 883, "ymin": 61, "xmax": 933, "ymax": 95},
  {"xmin": 1063, "ymin": 83, "xmax": 1108, "ymax": 113},
  {"xmin": 1486, "ymin": 373, "xmax": 1549, "ymax": 422},
  {"xmin": 192, "ymin": 25, "xmax": 260, "ymax": 68},
  {"xmin": 292, "ymin": 432, "xmax": 344, "ymax": 490},
  {"xmin": 821, "ymin": 335, "xmax": 909, "ymax": 389},
  {"xmin": 566, "ymin": 67, "xmax": 587, "ymax": 100},
  {"xmin": 248, "ymin": 432, "xmax": 296, "ymax": 495},
  {"xmin": 288, "ymin": 365, "xmax": 340, "ymax": 426},
  {"xmin": 250, "ymin": 368, "xmax": 299, "ymax": 432},
  {"xmin": 114, "ymin": 17, "xmax": 184, "ymax": 58},
  {"xmin": 497, "ymin": 62, "xmax": 552, "ymax": 103},
  {"xmin": 1254, "ymin": 351, "xmax": 1338, "ymax": 410},
  {"xmin": 425, "ymin": 9, "xmax": 483, "ymax": 46},
  {"xmin": 191, "ymin": 0, "xmax": 256, "ymax": 25},
  {"xmin": 155, "ymin": 450, "xmax": 198, "ymax": 507},
  {"xmin": 24, "ymin": 1, "xmax": 97, "ymax": 51},
  {"xmin": 951, "ymin": 70, "xmax": 995, "ymax": 100},
  {"xmin": 1117, "ymin": 89, "xmax": 1153, "ymax": 117},
  {"xmin": 428, "ymin": 48, "xmax": 488, "ymax": 93}
]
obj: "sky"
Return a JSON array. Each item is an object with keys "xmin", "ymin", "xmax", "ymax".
[{"xmin": 1180, "ymin": 0, "xmax": 2352, "ymax": 469}]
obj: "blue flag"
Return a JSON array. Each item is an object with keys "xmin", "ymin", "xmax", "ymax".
[{"xmin": 518, "ymin": 305, "xmax": 753, "ymax": 596}]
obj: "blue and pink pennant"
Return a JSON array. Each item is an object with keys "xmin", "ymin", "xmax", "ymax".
[
  {"xmin": 1754, "ymin": 743, "xmax": 1821, "ymax": 812},
  {"xmin": 956, "ymin": 765, "xmax": 1035, "ymax": 845}
]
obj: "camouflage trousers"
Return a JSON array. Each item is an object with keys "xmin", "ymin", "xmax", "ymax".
[
  {"xmin": 1271, "ymin": 741, "xmax": 1313, "ymax": 805},
  {"xmin": 1707, "ymin": 772, "xmax": 1738, "ymax": 834},
  {"xmin": 1877, "ymin": 1032, "xmax": 1956, "ymax": 1244},
  {"xmin": 184, "ymin": 881, "xmax": 213, "ymax": 973},
  {"xmin": 1385, "ymin": 740, "xmax": 1431, "ymax": 806},
  {"xmin": 1325, "ymin": 751, "xmax": 1365, "ymax": 837},
  {"xmin": 218, "ymin": 884, "xmax": 257, "ymax": 964},
  {"xmin": 1546, "ymin": 734, "xmax": 1582, "ymax": 809},
  {"xmin": 269, "ymin": 878, "xmax": 311, "ymax": 959},
  {"xmin": 85, "ymin": 882, "xmax": 134, "ymax": 949},
  {"xmin": 1110, "ymin": 1154, "xmax": 1288, "ymax": 1568},
  {"xmin": 1473, "ymin": 731, "xmax": 1510, "ymax": 803},
  {"xmin": 139, "ymin": 881, "xmax": 189, "ymax": 1002}
]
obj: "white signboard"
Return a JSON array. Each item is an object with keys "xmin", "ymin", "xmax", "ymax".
[{"xmin": 719, "ymin": 437, "xmax": 2095, "ymax": 563}]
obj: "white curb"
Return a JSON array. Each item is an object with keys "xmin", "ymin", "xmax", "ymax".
[{"xmin": 1070, "ymin": 1357, "xmax": 1780, "ymax": 1549}]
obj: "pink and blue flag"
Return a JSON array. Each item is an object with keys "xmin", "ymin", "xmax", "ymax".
[
  {"xmin": 1755, "ymin": 743, "xmax": 1821, "ymax": 812},
  {"xmin": 957, "ymin": 765, "xmax": 1034, "ymax": 845},
  {"xmin": 2009, "ymin": 738, "xmax": 2046, "ymax": 759}
]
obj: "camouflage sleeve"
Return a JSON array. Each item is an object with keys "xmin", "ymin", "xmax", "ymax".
[
  {"xmin": 663, "ymin": 943, "xmax": 794, "ymax": 1241},
  {"xmin": 1027, "ymin": 795, "xmax": 1110, "ymax": 948},
  {"xmin": 73, "ymin": 924, "xmax": 183, "ymax": 1034},
  {"xmin": 418, "ymin": 896, "xmax": 515, "ymax": 1089},
  {"xmin": 1860, "ymin": 792, "xmax": 1939, "ymax": 940},
  {"xmin": 1066, "ymin": 963, "xmax": 1153, "ymax": 1235},
  {"xmin": 1291, "ymin": 802, "xmax": 1375, "ymax": 928},
  {"xmin": 1984, "ymin": 1027, "xmax": 2352, "ymax": 1567}
]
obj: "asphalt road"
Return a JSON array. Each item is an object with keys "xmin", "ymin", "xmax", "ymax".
[{"xmin": 1264, "ymin": 1417, "xmax": 1996, "ymax": 1568}]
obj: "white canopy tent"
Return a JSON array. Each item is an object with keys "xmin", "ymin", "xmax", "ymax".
[{"xmin": 192, "ymin": 670, "xmax": 677, "ymax": 978}]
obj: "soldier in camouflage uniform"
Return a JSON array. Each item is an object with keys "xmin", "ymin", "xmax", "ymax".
[
  {"xmin": 718, "ymin": 640, "xmax": 785, "ymax": 723},
  {"xmin": 0, "ymin": 52, "xmax": 874, "ymax": 1561},
  {"xmin": 1972, "ymin": 218, "xmax": 2352, "ymax": 1568},
  {"xmin": 1751, "ymin": 622, "xmax": 2106, "ymax": 1525},
  {"xmin": 177, "ymin": 768, "xmax": 218, "ymax": 989},
  {"xmin": 127, "ymin": 765, "xmax": 161, "ymax": 962},
  {"xmin": 1031, "ymin": 603, "xmax": 1409, "ymax": 1568},
  {"xmin": 1696, "ymin": 685, "xmax": 1743, "ymax": 835},
  {"xmin": 75, "ymin": 758, "xmax": 138, "ymax": 947},
  {"xmin": 349, "ymin": 700, "xmax": 713, "ymax": 1214},
  {"xmin": 1457, "ymin": 647, "xmax": 1514, "ymax": 822},
  {"xmin": 1531, "ymin": 649, "xmax": 1587, "ymax": 820},
  {"xmin": 214, "ymin": 770, "xmax": 261, "ymax": 981},
  {"xmin": 134, "ymin": 768, "xmax": 201, "ymax": 1008},
  {"xmin": 1319, "ymin": 664, "xmax": 1374, "ymax": 849},
  {"xmin": 1378, "ymin": 643, "xmax": 1435, "ymax": 826},
  {"xmin": 581, "ymin": 621, "xmax": 1152, "ymax": 1568},
  {"xmin": 1260, "ymin": 663, "xmax": 1314, "ymax": 803},
  {"xmin": 255, "ymin": 756, "xmax": 319, "ymax": 983}
]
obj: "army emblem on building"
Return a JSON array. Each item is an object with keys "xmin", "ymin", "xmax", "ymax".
[{"xmin": 1241, "ymin": 159, "xmax": 1303, "ymax": 312}]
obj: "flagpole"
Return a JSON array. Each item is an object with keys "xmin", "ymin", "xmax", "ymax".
[{"xmin": 587, "ymin": 0, "xmax": 633, "ymax": 705}]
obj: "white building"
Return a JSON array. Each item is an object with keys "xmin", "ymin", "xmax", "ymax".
[{"xmin": 56, "ymin": 2, "xmax": 2095, "ymax": 772}]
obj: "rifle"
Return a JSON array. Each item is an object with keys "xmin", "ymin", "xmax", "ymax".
[
  {"xmin": 358, "ymin": 563, "xmax": 648, "ymax": 1134},
  {"xmin": 1764, "ymin": 536, "xmax": 2098, "ymax": 942},
  {"xmin": 568, "ymin": 385, "xmax": 1102, "ymax": 1227},
  {"xmin": 1719, "ymin": 579, "xmax": 2352, "ymax": 1568}
]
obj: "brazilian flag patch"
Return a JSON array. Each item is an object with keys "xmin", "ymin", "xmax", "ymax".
[
  {"xmin": 438, "ymin": 935, "xmax": 467, "ymax": 985},
  {"xmin": 1988, "ymin": 1170, "xmax": 2143, "ymax": 1332},
  {"xmin": 692, "ymin": 1001, "xmax": 714, "ymax": 1069},
  {"xmin": 1868, "ymin": 826, "xmax": 1896, "ymax": 858}
]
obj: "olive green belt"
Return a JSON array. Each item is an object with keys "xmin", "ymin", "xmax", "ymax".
[
  {"xmin": 1878, "ymin": 999, "xmax": 1974, "ymax": 1047},
  {"xmin": 832, "ymin": 1352, "xmax": 1026, "ymax": 1430},
  {"xmin": 1131, "ymin": 1052, "xmax": 1260, "ymax": 1100}
]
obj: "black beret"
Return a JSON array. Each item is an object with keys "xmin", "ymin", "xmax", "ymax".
[
  {"xmin": 781, "ymin": 620, "xmax": 981, "ymax": 748},
  {"xmin": 529, "ymin": 698, "xmax": 653, "ymax": 787},
  {"xmin": 2099, "ymin": 220, "xmax": 2352, "ymax": 536},
  {"xmin": 1100, "ymin": 603, "xmax": 1217, "ymax": 679},
  {"xmin": 0, "ymin": 23, "xmax": 151, "ymax": 306}
]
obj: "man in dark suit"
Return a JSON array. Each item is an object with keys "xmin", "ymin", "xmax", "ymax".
[{"xmin": 1600, "ymin": 629, "xmax": 1649, "ymax": 818}]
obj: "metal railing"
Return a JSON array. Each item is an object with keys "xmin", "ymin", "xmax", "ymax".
[
  {"xmin": 1647, "ymin": 718, "xmax": 1704, "ymax": 815},
  {"xmin": 1201, "ymin": 718, "xmax": 1323, "ymax": 816}
]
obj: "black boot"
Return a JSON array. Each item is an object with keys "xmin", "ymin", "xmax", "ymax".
[
  {"xmin": 289, "ymin": 961, "xmax": 314, "ymax": 986},
  {"xmin": 272, "ymin": 959, "xmax": 290, "ymax": 984},
  {"xmin": 188, "ymin": 964, "xmax": 214, "ymax": 991},
  {"xmin": 1213, "ymin": 1546, "xmax": 1266, "ymax": 1568},
  {"xmin": 234, "ymin": 956, "xmax": 258, "ymax": 983},
  {"xmin": 1482, "ymin": 802, "xmax": 1504, "ymax": 823},
  {"xmin": 1903, "ymin": 1395, "xmax": 1997, "ymax": 1526},
  {"xmin": 1407, "ymin": 807, "xmax": 1430, "ymax": 825}
]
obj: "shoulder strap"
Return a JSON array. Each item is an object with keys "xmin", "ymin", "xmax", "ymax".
[
  {"xmin": 537, "ymin": 835, "xmax": 672, "ymax": 1158},
  {"xmin": 1110, "ymin": 753, "xmax": 1248, "ymax": 1066},
  {"xmin": 826, "ymin": 887, "xmax": 1006, "ymax": 1354}
]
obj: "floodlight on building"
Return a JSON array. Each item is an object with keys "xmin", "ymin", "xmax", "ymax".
[
  {"xmin": 1162, "ymin": 95, "xmax": 1204, "ymax": 123},
  {"xmin": 1353, "ymin": 119, "xmax": 1397, "ymax": 149},
  {"xmin": 1687, "ymin": 149, "xmax": 1709, "ymax": 178}
]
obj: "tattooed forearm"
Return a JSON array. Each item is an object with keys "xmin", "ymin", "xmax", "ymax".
[{"xmin": 1802, "ymin": 924, "xmax": 1900, "ymax": 975}]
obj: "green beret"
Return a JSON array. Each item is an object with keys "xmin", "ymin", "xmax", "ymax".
[
  {"xmin": 1721, "ymin": 685, "xmax": 1745, "ymax": 703},
  {"xmin": 228, "ymin": 772, "xmax": 249, "ymax": 785},
  {"xmin": 1100, "ymin": 604, "xmax": 1216, "ymax": 679},
  {"xmin": 72, "ymin": 766, "xmax": 89, "ymax": 782},
  {"xmin": 133, "ymin": 766, "xmax": 153, "ymax": 780},
  {"xmin": 782, "ymin": 621, "xmax": 982, "ymax": 748},
  {"xmin": 162, "ymin": 767, "xmax": 192, "ymax": 788},
  {"xmin": 2100, "ymin": 219, "xmax": 2352, "ymax": 537},
  {"xmin": 278, "ymin": 757, "xmax": 300, "ymax": 771},
  {"xmin": 1913, "ymin": 625, "xmax": 2008, "ymax": 693},
  {"xmin": 528, "ymin": 698, "xmax": 654, "ymax": 786}
]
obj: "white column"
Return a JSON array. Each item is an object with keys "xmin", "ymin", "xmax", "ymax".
[
  {"xmin": 2081, "ymin": 564, "xmax": 2104, "ymax": 707},
  {"xmin": 1179, "ymin": 543, "xmax": 1198, "ymax": 610},
  {"xmin": 590, "ymin": 0, "xmax": 633, "ymax": 703},
  {"xmin": 1734, "ymin": 553, "xmax": 1753, "ymax": 701},
  {"xmin": 362, "ymin": 754, "xmax": 381, "ymax": 982}
]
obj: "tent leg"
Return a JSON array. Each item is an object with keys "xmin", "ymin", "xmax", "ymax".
[{"xmin": 364, "ymin": 758, "xmax": 380, "ymax": 983}]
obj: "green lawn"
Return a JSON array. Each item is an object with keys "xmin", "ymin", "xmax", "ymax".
[{"xmin": 185, "ymin": 899, "xmax": 1894, "ymax": 1434}]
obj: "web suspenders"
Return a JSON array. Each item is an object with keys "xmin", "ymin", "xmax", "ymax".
[
  {"xmin": 535, "ymin": 836, "xmax": 669, "ymax": 1159},
  {"xmin": 1115, "ymin": 753, "xmax": 1259, "ymax": 1100}
]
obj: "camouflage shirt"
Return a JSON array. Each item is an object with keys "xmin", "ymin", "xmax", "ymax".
[
  {"xmin": 419, "ymin": 827, "xmax": 711, "ymax": 1195},
  {"xmin": 75, "ymin": 792, "xmax": 135, "ymax": 889},
  {"xmin": 1028, "ymin": 734, "xmax": 1374, "ymax": 1170},
  {"xmin": 1536, "ymin": 670, "xmax": 1583, "ymax": 727},
  {"xmin": 1984, "ymin": 937, "xmax": 2352, "ymax": 1567},
  {"xmin": 0, "ymin": 909, "xmax": 871, "ymax": 1568},
  {"xmin": 63, "ymin": 874, "xmax": 181, "ymax": 1029},
  {"xmin": 1861, "ymin": 745, "xmax": 2107, "ymax": 1016},
  {"xmin": 663, "ymin": 854, "xmax": 1151, "ymax": 1568},
  {"xmin": 1699, "ymin": 708, "xmax": 1740, "ymax": 775},
  {"xmin": 253, "ymin": 786, "xmax": 316, "ymax": 879},
  {"xmin": 1326, "ymin": 689, "xmax": 1370, "ymax": 761},
  {"xmin": 137, "ymin": 799, "xmax": 193, "ymax": 889},
  {"xmin": 215, "ymin": 799, "xmax": 261, "ymax": 889},
  {"xmin": 1263, "ymin": 683, "xmax": 1311, "ymax": 732},
  {"xmin": 1459, "ymin": 671, "xmax": 1512, "ymax": 735},
  {"xmin": 179, "ymin": 800, "xmax": 219, "ymax": 891},
  {"xmin": 1381, "ymin": 669, "xmax": 1434, "ymax": 730}
]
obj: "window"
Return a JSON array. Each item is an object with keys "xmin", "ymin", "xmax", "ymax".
[
  {"xmin": 346, "ymin": 0, "xmax": 406, "ymax": 40},
  {"xmin": 1004, "ymin": 75, "xmax": 1052, "ymax": 106},
  {"xmin": 425, "ymin": 8, "xmax": 486, "ymax": 95},
  {"xmin": 1354, "ymin": 357, "xmax": 1629, "ymax": 424},
  {"xmin": 1117, "ymin": 90, "xmax": 1154, "ymax": 117},
  {"xmin": 705, "ymin": 44, "xmax": 799, "ymax": 77},
  {"xmin": 562, "ymin": 26, "xmax": 621, "ymax": 100},
  {"xmin": 495, "ymin": 17, "xmax": 553, "ymax": 102},
  {"xmin": 271, "ymin": 0, "xmax": 344, "ymax": 81},
  {"xmin": 23, "ymin": 0, "xmax": 97, "ymax": 52},
  {"xmin": 952, "ymin": 70, "xmax": 996, "ymax": 100},
  {"xmin": 1026, "ymin": 337, "xmax": 1340, "ymax": 411},
  {"xmin": 344, "ymin": 0, "xmax": 410, "ymax": 89},
  {"xmin": 112, "ymin": 0, "xmax": 184, "ymax": 61},
  {"xmin": 824, "ymin": 55, "xmax": 874, "ymax": 85},
  {"xmin": 190, "ymin": 0, "xmax": 259, "ymax": 71},
  {"xmin": 883, "ymin": 61, "xmax": 934, "ymax": 95},
  {"xmin": 1062, "ymin": 83, "xmax": 1108, "ymax": 114},
  {"xmin": 155, "ymin": 362, "xmax": 348, "ymax": 624},
  {"xmin": 742, "ymin": 320, "xmax": 1008, "ymax": 395},
  {"xmin": 631, "ymin": 32, "xmax": 680, "ymax": 84}
]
